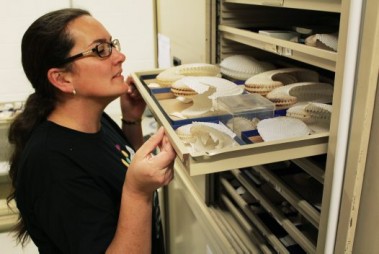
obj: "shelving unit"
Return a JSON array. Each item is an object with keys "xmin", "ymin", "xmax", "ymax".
[
  {"xmin": 150, "ymin": 0, "xmax": 379, "ymax": 253},
  {"xmin": 215, "ymin": 1, "xmax": 343, "ymax": 253}
]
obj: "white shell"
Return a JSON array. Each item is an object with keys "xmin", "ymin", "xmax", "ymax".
[
  {"xmin": 286, "ymin": 102, "xmax": 332, "ymax": 133},
  {"xmin": 226, "ymin": 117, "xmax": 260, "ymax": 138},
  {"xmin": 220, "ymin": 55, "xmax": 275, "ymax": 80},
  {"xmin": 257, "ymin": 116, "xmax": 311, "ymax": 141},
  {"xmin": 245, "ymin": 68, "xmax": 319, "ymax": 95},
  {"xmin": 175, "ymin": 122, "xmax": 238, "ymax": 152},
  {"xmin": 286, "ymin": 104, "xmax": 312, "ymax": 123},
  {"xmin": 156, "ymin": 63, "xmax": 221, "ymax": 87},
  {"xmin": 266, "ymin": 82, "xmax": 333, "ymax": 107},
  {"xmin": 305, "ymin": 33, "xmax": 338, "ymax": 52},
  {"xmin": 173, "ymin": 87, "xmax": 216, "ymax": 118},
  {"xmin": 171, "ymin": 76, "xmax": 244, "ymax": 99},
  {"xmin": 304, "ymin": 102, "xmax": 332, "ymax": 120}
]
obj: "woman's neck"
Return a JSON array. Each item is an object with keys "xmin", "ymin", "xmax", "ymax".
[{"xmin": 47, "ymin": 100, "xmax": 105, "ymax": 133}]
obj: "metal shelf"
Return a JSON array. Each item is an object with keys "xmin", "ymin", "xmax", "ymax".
[
  {"xmin": 219, "ymin": 25, "xmax": 337, "ymax": 71},
  {"xmin": 223, "ymin": 0, "xmax": 341, "ymax": 13},
  {"xmin": 231, "ymin": 169, "xmax": 317, "ymax": 253},
  {"xmin": 251, "ymin": 165, "xmax": 321, "ymax": 228}
]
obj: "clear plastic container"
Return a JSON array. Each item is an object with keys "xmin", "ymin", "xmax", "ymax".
[{"xmin": 217, "ymin": 93, "xmax": 275, "ymax": 138}]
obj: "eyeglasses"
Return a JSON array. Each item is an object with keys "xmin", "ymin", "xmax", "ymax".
[{"xmin": 60, "ymin": 39, "xmax": 121, "ymax": 65}]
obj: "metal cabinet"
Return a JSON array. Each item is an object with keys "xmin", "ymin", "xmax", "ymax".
[{"xmin": 145, "ymin": 0, "xmax": 379, "ymax": 253}]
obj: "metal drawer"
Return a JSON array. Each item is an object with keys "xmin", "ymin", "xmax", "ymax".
[{"xmin": 132, "ymin": 70, "xmax": 329, "ymax": 176}]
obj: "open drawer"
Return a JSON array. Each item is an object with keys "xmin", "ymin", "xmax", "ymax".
[{"xmin": 131, "ymin": 69, "xmax": 329, "ymax": 176}]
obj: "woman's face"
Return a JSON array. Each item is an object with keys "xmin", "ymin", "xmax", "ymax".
[{"xmin": 66, "ymin": 15, "xmax": 127, "ymax": 100}]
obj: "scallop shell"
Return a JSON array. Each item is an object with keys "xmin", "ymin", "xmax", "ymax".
[
  {"xmin": 305, "ymin": 33, "xmax": 338, "ymax": 52},
  {"xmin": 257, "ymin": 116, "xmax": 311, "ymax": 141},
  {"xmin": 286, "ymin": 104, "xmax": 313, "ymax": 123},
  {"xmin": 304, "ymin": 102, "xmax": 332, "ymax": 120},
  {"xmin": 244, "ymin": 68, "xmax": 319, "ymax": 96},
  {"xmin": 156, "ymin": 63, "xmax": 221, "ymax": 87},
  {"xmin": 171, "ymin": 76, "xmax": 244, "ymax": 99},
  {"xmin": 286, "ymin": 102, "xmax": 332, "ymax": 133},
  {"xmin": 266, "ymin": 82, "xmax": 333, "ymax": 107},
  {"xmin": 220, "ymin": 55, "xmax": 275, "ymax": 80}
]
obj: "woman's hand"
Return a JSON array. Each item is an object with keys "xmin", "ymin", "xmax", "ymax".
[
  {"xmin": 124, "ymin": 127, "xmax": 176, "ymax": 197},
  {"xmin": 120, "ymin": 75, "xmax": 146, "ymax": 122}
]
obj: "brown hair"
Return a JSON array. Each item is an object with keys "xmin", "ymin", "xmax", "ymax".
[{"xmin": 7, "ymin": 8, "xmax": 90, "ymax": 245}]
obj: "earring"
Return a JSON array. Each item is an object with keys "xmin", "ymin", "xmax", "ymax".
[{"xmin": 72, "ymin": 89, "xmax": 77, "ymax": 95}]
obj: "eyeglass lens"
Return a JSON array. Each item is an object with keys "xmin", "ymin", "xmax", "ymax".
[{"xmin": 96, "ymin": 40, "xmax": 120, "ymax": 58}]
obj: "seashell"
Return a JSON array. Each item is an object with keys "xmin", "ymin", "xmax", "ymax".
[
  {"xmin": 305, "ymin": 33, "xmax": 338, "ymax": 52},
  {"xmin": 244, "ymin": 68, "xmax": 319, "ymax": 96},
  {"xmin": 226, "ymin": 116, "xmax": 260, "ymax": 138},
  {"xmin": 286, "ymin": 102, "xmax": 332, "ymax": 133},
  {"xmin": 171, "ymin": 87, "xmax": 216, "ymax": 118},
  {"xmin": 304, "ymin": 102, "xmax": 332, "ymax": 120},
  {"xmin": 175, "ymin": 124, "xmax": 197, "ymax": 143},
  {"xmin": 171, "ymin": 76, "xmax": 244, "ymax": 99},
  {"xmin": 220, "ymin": 55, "xmax": 275, "ymax": 80},
  {"xmin": 178, "ymin": 63, "xmax": 221, "ymax": 76},
  {"xmin": 286, "ymin": 104, "xmax": 313, "ymax": 123},
  {"xmin": 266, "ymin": 82, "xmax": 333, "ymax": 107},
  {"xmin": 156, "ymin": 63, "xmax": 221, "ymax": 87},
  {"xmin": 175, "ymin": 122, "xmax": 238, "ymax": 152},
  {"xmin": 171, "ymin": 78, "xmax": 205, "ymax": 98},
  {"xmin": 170, "ymin": 77, "xmax": 244, "ymax": 119},
  {"xmin": 257, "ymin": 116, "xmax": 311, "ymax": 141},
  {"xmin": 190, "ymin": 123, "xmax": 237, "ymax": 151}
]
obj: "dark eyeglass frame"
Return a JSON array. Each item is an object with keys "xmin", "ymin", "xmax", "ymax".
[{"xmin": 59, "ymin": 39, "xmax": 120, "ymax": 65}]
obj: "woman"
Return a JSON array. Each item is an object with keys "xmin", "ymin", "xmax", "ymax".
[{"xmin": 7, "ymin": 8, "xmax": 176, "ymax": 254}]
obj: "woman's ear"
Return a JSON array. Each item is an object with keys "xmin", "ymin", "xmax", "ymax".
[{"xmin": 47, "ymin": 68, "xmax": 74, "ymax": 94}]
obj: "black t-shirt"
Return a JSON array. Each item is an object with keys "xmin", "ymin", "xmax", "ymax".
[{"xmin": 16, "ymin": 114, "xmax": 165, "ymax": 254}]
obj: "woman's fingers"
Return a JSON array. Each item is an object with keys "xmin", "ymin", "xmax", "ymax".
[{"xmin": 136, "ymin": 127, "xmax": 165, "ymax": 157}]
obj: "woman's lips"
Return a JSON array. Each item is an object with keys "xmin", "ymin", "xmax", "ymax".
[{"xmin": 113, "ymin": 71, "xmax": 123, "ymax": 79}]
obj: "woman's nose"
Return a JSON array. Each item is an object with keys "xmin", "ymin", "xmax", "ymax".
[{"xmin": 114, "ymin": 49, "xmax": 126, "ymax": 63}]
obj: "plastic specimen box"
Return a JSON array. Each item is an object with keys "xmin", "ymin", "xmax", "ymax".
[{"xmin": 216, "ymin": 93, "xmax": 275, "ymax": 138}]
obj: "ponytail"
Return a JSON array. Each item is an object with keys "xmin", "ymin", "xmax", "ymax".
[
  {"xmin": 7, "ymin": 92, "xmax": 55, "ymax": 244},
  {"xmin": 6, "ymin": 8, "xmax": 91, "ymax": 245}
]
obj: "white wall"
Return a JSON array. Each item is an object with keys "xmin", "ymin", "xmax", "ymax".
[
  {"xmin": 0, "ymin": 0, "xmax": 156, "ymax": 116},
  {"xmin": 0, "ymin": 1, "xmax": 155, "ymax": 252},
  {"xmin": 0, "ymin": 0, "xmax": 70, "ymax": 102}
]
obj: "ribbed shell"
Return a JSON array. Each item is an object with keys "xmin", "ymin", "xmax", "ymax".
[
  {"xmin": 305, "ymin": 33, "xmax": 338, "ymax": 52},
  {"xmin": 171, "ymin": 76, "xmax": 244, "ymax": 99},
  {"xmin": 156, "ymin": 63, "xmax": 221, "ymax": 87},
  {"xmin": 266, "ymin": 82, "xmax": 333, "ymax": 107},
  {"xmin": 245, "ymin": 68, "xmax": 319, "ymax": 96},
  {"xmin": 220, "ymin": 55, "xmax": 275, "ymax": 80}
]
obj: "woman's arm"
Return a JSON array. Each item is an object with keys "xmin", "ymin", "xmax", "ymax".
[
  {"xmin": 120, "ymin": 76, "xmax": 146, "ymax": 150},
  {"xmin": 106, "ymin": 127, "xmax": 175, "ymax": 254},
  {"xmin": 121, "ymin": 121, "xmax": 144, "ymax": 150}
]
